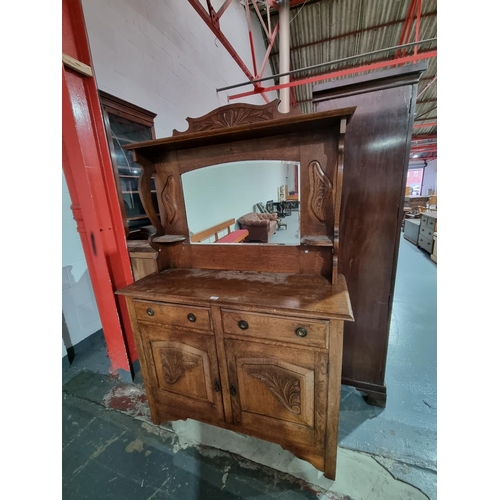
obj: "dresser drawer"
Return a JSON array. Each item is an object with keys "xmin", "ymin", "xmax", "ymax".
[
  {"xmin": 221, "ymin": 309, "xmax": 328, "ymax": 348},
  {"xmin": 419, "ymin": 224, "xmax": 434, "ymax": 239},
  {"xmin": 426, "ymin": 217, "xmax": 436, "ymax": 231},
  {"xmin": 134, "ymin": 300, "xmax": 212, "ymax": 331},
  {"xmin": 418, "ymin": 235, "xmax": 433, "ymax": 253}
]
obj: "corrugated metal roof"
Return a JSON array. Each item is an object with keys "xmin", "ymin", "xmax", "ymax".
[{"xmin": 252, "ymin": 0, "xmax": 437, "ymax": 147}]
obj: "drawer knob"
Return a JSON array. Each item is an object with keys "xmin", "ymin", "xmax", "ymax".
[
  {"xmin": 146, "ymin": 308, "xmax": 155, "ymax": 316},
  {"xmin": 238, "ymin": 320, "xmax": 249, "ymax": 330},
  {"xmin": 230, "ymin": 384, "xmax": 237, "ymax": 395},
  {"xmin": 187, "ymin": 313, "xmax": 197, "ymax": 323},
  {"xmin": 295, "ymin": 327, "xmax": 308, "ymax": 338},
  {"xmin": 214, "ymin": 379, "xmax": 220, "ymax": 392}
]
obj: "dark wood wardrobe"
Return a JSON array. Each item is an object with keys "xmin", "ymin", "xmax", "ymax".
[{"xmin": 312, "ymin": 62, "xmax": 428, "ymax": 406}]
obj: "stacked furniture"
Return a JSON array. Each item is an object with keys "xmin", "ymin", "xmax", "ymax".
[
  {"xmin": 116, "ymin": 100, "xmax": 355, "ymax": 479},
  {"xmin": 403, "ymin": 219, "xmax": 421, "ymax": 245},
  {"xmin": 405, "ymin": 195, "xmax": 430, "ymax": 211},
  {"xmin": 418, "ymin": 212, "xmax": 437, "ymax": 254},
  {"xmin": 312, "ymin": 62, "xmax": 427, "ymax": 406}
]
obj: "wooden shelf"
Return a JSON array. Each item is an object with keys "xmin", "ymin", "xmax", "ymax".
[
  {"xmin": 152, "ymin": 235, "xmax": 186, "ymax": 244},
  {"xmin": 300, "ymin": 235, "xmax": 334, "ymax": 247}
]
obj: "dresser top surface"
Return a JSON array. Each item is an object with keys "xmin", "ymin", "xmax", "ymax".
[
  {"xmin": 117, "ymin": 268, "xmax": 354, "ymax": 321},
  {"xmin": 421, "ymin": 211, "xmax": 437, "ymax": 219}
]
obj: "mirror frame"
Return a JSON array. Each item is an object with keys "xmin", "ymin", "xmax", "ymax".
[{"xmin": 124, "ymin": 100, "xmax": 355, "ymax": 284}]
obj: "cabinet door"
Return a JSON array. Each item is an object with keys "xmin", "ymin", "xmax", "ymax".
[
  {"xmin": 225, "ymin": 339, "xmax": 328, "ymax": 450},
  {"xmin": 139, "ymin": 322, "xmax": 224, "ymax": 425}
]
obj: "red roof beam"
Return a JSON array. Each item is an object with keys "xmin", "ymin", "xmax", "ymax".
[
  {"xmin": 217, "ymin": 0, "xmax": 234, "ymax": 18},
  {"xmin": 257, "ymin": 23, "xmax": 279, "ymax": 79},
  {"xmin": 187, "ymin": 0, "xmax": 257, "ymax": 84},
  {"xmin": 412, "ymin": 134, "xmax": 437, "ymax": 141},
  {"xmin": 395, "ymin": 0, "xmax": 416, "ymax": 59},
  {"xmin": 228, "ymin": 51, "xmax": 437, "ymax": 100},
  {"xmin": 251, "ymin": 0, "xmax": 271, "ymax": 39},
  {"xmin": 413, "ymin": 122, "xmax": 437, "ymax": 129},
  {"xmin": 414, "ymin": 0, "xmax": 422, "ymax": 55}
]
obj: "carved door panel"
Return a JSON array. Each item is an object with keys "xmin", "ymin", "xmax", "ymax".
[
  {"xmin": 225, "ymin": 339, "xmax": 328, "ymax": 449},
  {"xmin": 139, "ymin": 323, "xmax": 225, "ymax": 424}
]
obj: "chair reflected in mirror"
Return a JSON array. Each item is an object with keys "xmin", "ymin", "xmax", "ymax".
[{"xmin": 256, "ymin": 202, "xmax": 287, "ymax": 230}]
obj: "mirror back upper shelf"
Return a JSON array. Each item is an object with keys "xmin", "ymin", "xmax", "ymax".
[{"xmin": 123, "ymin": 100, "xmax": 355, "ymax": 284}]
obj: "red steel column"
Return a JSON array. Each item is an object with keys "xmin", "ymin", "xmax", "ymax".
[{"xmin": 62, "ymin": 0, "xmax": 136, "ymax": 378}]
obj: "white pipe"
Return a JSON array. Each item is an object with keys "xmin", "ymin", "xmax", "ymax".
[{"xmin": 278, "ymin": 0, "xmax": 290, "ymax": 113}]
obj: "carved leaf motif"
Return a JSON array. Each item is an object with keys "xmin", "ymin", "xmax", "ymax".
[
  {"xmin": 308, "ymin": 161, "xmax": 333, "ymax": 224},
  {"xmin": 249, "ymin": 369, "xmax": 301, "ymax": 414},
  {"xmin": 160, "ymin": 351, "xmax": 198, "ymax": 385},
  {"xmin": 161, "ymin": 175, "xmax": 178, "ymax": 225},
  {"xmin": 190, "ymin": 107, "xmax": 274, "ymax": 133}
]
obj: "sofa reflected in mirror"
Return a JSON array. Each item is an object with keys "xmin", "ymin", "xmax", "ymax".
[
  {"xmin": 237, "ymin": 213, "xmax": 278, "ymax": 243},
  {"xmin": 181, "ymin": 160, "xmax": 300, "ymax": 245}
]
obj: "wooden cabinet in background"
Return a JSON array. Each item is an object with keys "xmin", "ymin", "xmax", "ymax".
[
  {"xmin": 418, "ymin": 212, "xmax": 437, "ymax": 254},
  {"xmin": 403, "ymin": 219, "xmax": 420, "ymax": 245},
  {"xmin": 312, "ymin": 62, "xmax": 427, "ymax": 406},
  {"xmin": 405, "ymin": 195, "xmax": 430, "ymax": 211},
  {"xmin": 99, "ymin": 91, "xmax": 159, "ymax": 239}
]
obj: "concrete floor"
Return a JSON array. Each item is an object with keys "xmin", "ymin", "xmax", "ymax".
[
  {"xmin": 268, "ymin": 210, "xmax": 300, "ymax": 245},
  {"xmin": 62, "ymin": 234, "xmax": 436, "ymax": 499}
]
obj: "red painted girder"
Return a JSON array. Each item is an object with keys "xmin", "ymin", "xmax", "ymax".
[
  {"xmin": 217, "ymin": 0, "xmax": 233, "ymax": 18},
  {"xmin": 187, "ymin": 0, "xmax": 256, "ymax": 83},
  {"xmin": 414, "ymin": 0, "xmax": 422, "ymax": 55},
  {"xmin": 245, "ymin": 0, "xmax": 258, "ymax": 75},
  {"xmin": 413, "ymin": 122, "xmax": 437, "ymax": 129},
  {"xmin": 412, "ymin": 134, "xmax": 437, "ymax": 141},
  {"xmin": 395, "ymin": 0, "xmax": 416, "ymax": 59},
  {"xmin": 258, "ymin": 23, "xmax": 279, "ymax": 78},
  {"xmin": 228, "ymin": 51, "xmax": 437, "ymax": 100},
  {"xmin": 63, "ymin": 0, "xmax": 136, "ymax": 374},
  {"xmin": 410, "ymin": 146, "xmax": 437, "ymax": 152},
  {"xmin": 63, "ymin": 70, "xmax": 132, "ymax": 375},
  {"xmin": 252, "ymin": 0, "xmax": 270, "ymax": 39}
]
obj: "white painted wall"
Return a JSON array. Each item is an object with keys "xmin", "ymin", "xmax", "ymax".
[
  {"xmin": 61, "ymin": 1, "xmax": 278, "ymax": 349},
  {"xmin": 62, "ymin": 172, "xmax": 102, "ymax": 347},
  {"xmin": 286, "ymin": 163, "xmax": 298, "ymax": 192},
  {"xmin": 81, "ymin": 0, "xmax": 277, "ymax": 138},
  {"xmin": 422, "ymin": 159, "xmax": 437, "ymax": 195},
  {"xmin": 182, "ymin": 161, "xmax": 288, "ymax": 239}
]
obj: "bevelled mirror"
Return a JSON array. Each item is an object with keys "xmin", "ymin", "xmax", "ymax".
[{"xmin": 181, "ymin": 160, "xmax": 300, "ymax": 245}]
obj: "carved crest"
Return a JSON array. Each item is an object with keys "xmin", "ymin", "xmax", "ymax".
[
  {"xmin": 161, "ymin": 175, "xmax": 178, "ymax": 225},
  {"xmin": 160, "ymin": 350, "xmax": 198, "ymax": 385},
  {"xmin": 249, "ymin": 368, "xmax": 301, "ymax": 414},
  {"xmin": 308, "ymin": 161, "xmax": 333, "ymax": 224},
  {"xmin": 172, "ymin": 101, "xmax": 281, "ymax": 135}
]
